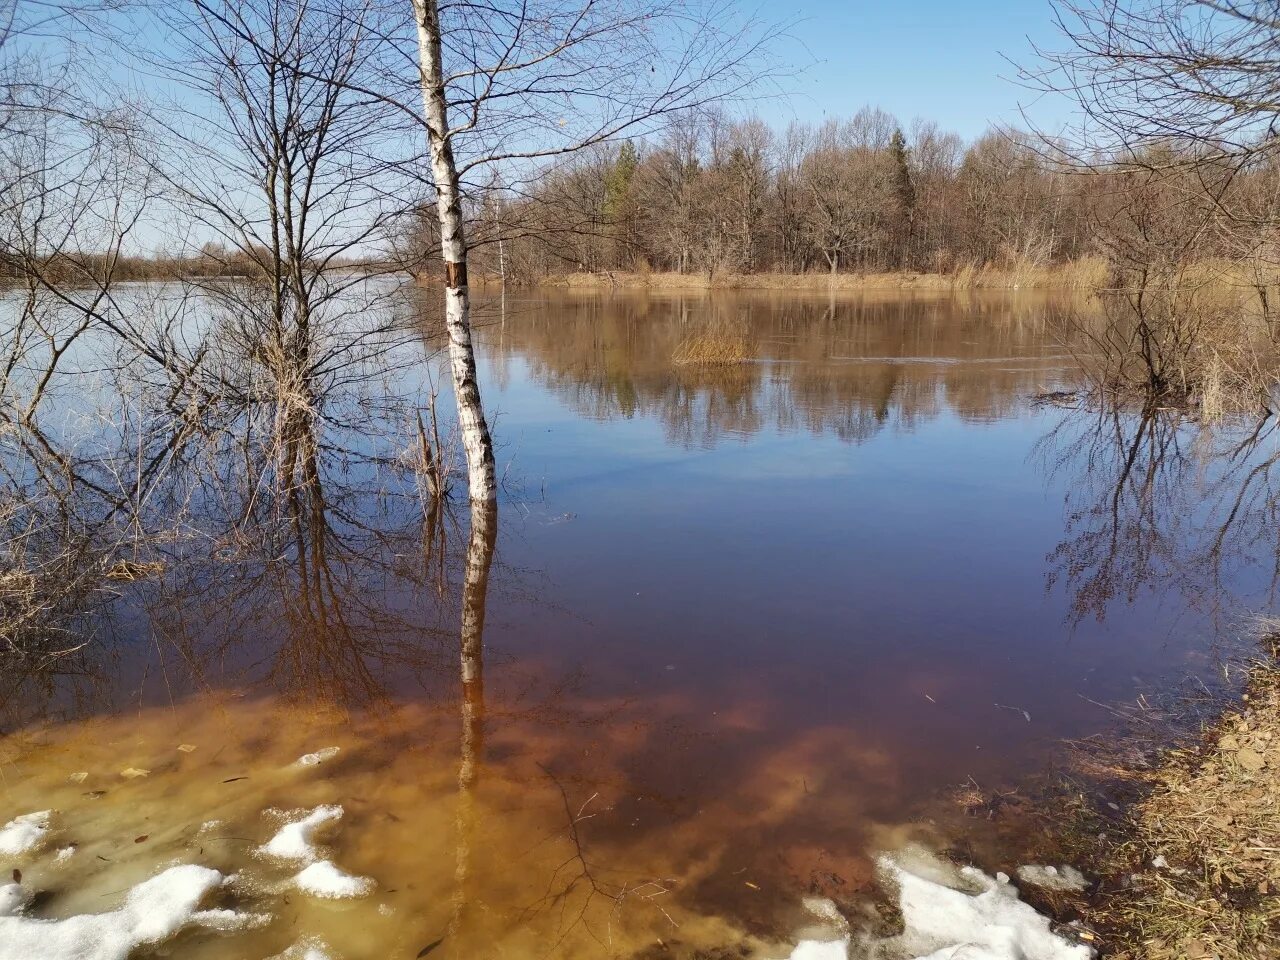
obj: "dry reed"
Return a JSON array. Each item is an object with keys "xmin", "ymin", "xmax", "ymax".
[{"xmin": 671, "ymin": 331, "xmax": 752, "ymax": 365}]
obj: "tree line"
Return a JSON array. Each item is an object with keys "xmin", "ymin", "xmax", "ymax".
[
  {"xmin": 470, "ymin": 109, "xmax": 1097, "ymax": 280},
  {"xmin": 460, "ymin": 106, "xmax": 1280, "ymax": 294}
]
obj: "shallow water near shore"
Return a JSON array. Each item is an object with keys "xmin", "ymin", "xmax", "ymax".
[{"xmin": 2, "ymin": 289, "xmax": 1278, "ymax": 958}]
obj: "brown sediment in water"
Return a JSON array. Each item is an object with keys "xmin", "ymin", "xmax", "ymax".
[{"xmin": 0, "ymin": 691, "xmax": 947, "ymax": 959}]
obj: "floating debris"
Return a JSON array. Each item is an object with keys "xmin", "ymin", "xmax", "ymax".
[{"xmin": 295, "ymin": 747, "xmax": 340, "ymax": 767}]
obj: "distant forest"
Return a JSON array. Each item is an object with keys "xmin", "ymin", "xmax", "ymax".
[{"xmin": 452, "ymin": 107, "xmax": 1280, "ymax": 284}]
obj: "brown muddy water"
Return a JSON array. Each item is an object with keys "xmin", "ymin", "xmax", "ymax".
[{"xmin": 2, "ymin": 290, "xmax": 1279, "ymax": 958}]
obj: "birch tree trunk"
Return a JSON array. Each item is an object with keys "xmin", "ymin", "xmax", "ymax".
[
  {"xmin": 449, "ymin": 497, "xmax": 496, "ymax": 948},
  {"xmin": 412, "ymin": 0, "xmax": 498, "ymax": 504}
]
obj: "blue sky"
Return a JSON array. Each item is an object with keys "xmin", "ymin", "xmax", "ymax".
[{"xmin": 760, "ymin": 0, "xmax": 1072, "ymax": 139}]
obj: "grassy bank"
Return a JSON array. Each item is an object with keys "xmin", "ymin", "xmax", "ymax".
[
  {"xmin": 1027, "ymin": 641, "xmax": 1280, "ymax": 960},
  {"xmin": 541, "ymin": 258, "xmax": 1111, "ymax": 293}
]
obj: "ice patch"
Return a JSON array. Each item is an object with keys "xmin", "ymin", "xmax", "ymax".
[
  {"xmin": 261, "ymin": 805, "xmax": 343, "ymax": 862},
  {"xmin": 192, "ymin": 907, "xmax": 272, "ymax": 931},
  {"xmin": 801, "ymin": 896, "xmax": 848, "ymax": 931},
  {"xmin": 0, "ymin": 864, "xmax": 244, "ymax": 960},
  {"xmin": 295, "ymin": 747, "xmax": 340, "ymax": 767},
  {"xmin": 294, "ymin": 860, "xmax": 374, "ymax": 899},
  {"xmin": 1016, "ymin": 865, "xmax": 1087, "ymax": 893},
  {"xmin": 880, "ymin": 848, "xmax": 1093, "ymax": 960},
  {"xmin": 269, "ymin": 937, "xmax": 335, "ymax": 960},
  {"xmin": 0, "ymin": 811, "xmax": 51, "ymax": 855}
]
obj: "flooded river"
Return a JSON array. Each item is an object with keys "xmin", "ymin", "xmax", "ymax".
[{"xmin": 2, "ymin": 289, "xmax": 1277, "ymax": 958}]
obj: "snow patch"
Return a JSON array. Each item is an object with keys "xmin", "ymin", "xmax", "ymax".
[
  {"xmin": 294, "ymin": 860, "xmax": 374, "ymax": 899},
  {"xmin": 1016, "ymin": 865, "xmax": 1087, "ymax": 893},
  {"xmin": 789, "ymin": 940, "xmax": 849, "ymax": 960},
  {"xmin": 0, "ymin": 811, "xmax": 51, "ymax": 855},
  {"xmin": 881, "ymin": 848, "xmax": 1093, "ymax": 960},
  {"xmin": 261, "ymin": 805, "xmax": 343, "ymax": 862},
  {"xmin": 0, "ymin": 884, "xmax": 30, "ymax": 917},
  {"xmin": 0, "ymin": 864, "xmax": 251, "ymax": 960},
  {"xmin": 54, "ymin": 845, "xmax": 77, "ymax": 863},
  {"xmin": 295, "ymin": 747, "xmax": 340, "ymax": 767}
]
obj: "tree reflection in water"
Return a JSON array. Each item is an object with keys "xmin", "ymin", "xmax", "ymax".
[{"xmin": 1039, "ymin": 405, "xmax": 1280, "ymax": 629}]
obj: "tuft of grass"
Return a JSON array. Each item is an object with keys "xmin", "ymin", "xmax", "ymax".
[{"xmin": 671, "ymin": 332, "xmax": 751, "ymax": 366}]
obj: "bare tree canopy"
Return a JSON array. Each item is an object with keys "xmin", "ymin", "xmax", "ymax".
[{"xmin": 1028, "ymin": 0, "xmax": 1280, "ymax": 161}]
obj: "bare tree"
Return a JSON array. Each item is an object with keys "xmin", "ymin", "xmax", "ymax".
[
  {"xmin": 797, "ymin": 113, "xmax": 898, "ymax": 274},
  {"xmin": 407, "ymin": 0, "xmax": 771, "ymax": 503},
  {"xmin": 1030, "ymin": 0, "xmax": 1280, "ymax": 162}
]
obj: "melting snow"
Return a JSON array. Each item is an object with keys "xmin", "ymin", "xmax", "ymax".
[
  {"xmin": 294, "ymin": 860, "xmax": 375, "ymax": 899},
  {"xmin": 790, "ymin": 941, "xmax": 849, "ymax": 960},
  {"xmin": 788, "ymin": 848, "xmax": 1093, "ymax": 960},
  {"xmin": 0, "ymin": 883, "xmax": 30, "ymax": 917},
  {"xmin": 0, "ymin": 810, "xmax": 51, "ymax": 855},
  {"xmin": 261, "ymin": 805, "xmax": 343, "ymax": 862},
  {"xmin": 1016, "ymin": 865, "xmax": 1088, "ymax": 893},
  {"xmin": 0, "ymin": 864, "xmax": 262, "ymax": 960},
  {"xmin": 883, "ymin": 848, "xmax": 1092, "ymax": 960}
]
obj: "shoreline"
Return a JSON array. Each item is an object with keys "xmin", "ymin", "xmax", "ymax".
[
  {"xmin": 537, "ymin": 262, "xmax": 1110, "ymax": 293},
  {"xmin": 1027, "ymin": 640, "xmax": 1280, "ymax": 960}
]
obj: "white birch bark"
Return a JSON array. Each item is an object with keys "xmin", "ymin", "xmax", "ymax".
[{"xmin": 412, "ymin": 0, "xmax": 497, "ymax": 504}]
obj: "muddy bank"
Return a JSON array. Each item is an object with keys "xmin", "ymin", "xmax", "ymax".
[
  {"xmin": 1079, "ymin": 649, "xmax": 1280, "ymax": 960},
  {"xmin": 970, "ymin": 644, "xmax": 1280, "ymax": 960}
]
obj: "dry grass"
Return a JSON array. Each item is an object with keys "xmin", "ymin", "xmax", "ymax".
[
  {"xmin": 1072, "ymin": 643, "xmax": 1280, "ymax": 960},
  {"xmin": 671, "ymin": 331, "xmax": 752, "ymax": 365}
]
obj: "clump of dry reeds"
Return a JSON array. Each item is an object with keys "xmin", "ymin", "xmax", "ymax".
[
  {"xmin": 671, "ymin": 331, "xmax": 752, "ymax": 365},
  {"xmin": 1064, "ymin": 264, "xmax": 1280, "ymax": 421},
  {"xmin": 949, "ymin": 255, "xmax": 1111, "ymax": 291}
]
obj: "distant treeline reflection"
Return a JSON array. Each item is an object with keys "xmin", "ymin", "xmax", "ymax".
[{"xmin": 480, "ymin": 291, "xmax": 1085, "ymax": 445}]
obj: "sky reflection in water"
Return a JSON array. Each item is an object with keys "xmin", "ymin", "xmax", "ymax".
[{"xmin": 2, "ymin": 290, "xmax": 1278, "ymax": 958}]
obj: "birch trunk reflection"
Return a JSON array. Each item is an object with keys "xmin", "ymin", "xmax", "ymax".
[{"xmin": 450, "ymin": 498, "xmax": 497, "ymax": 948}]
